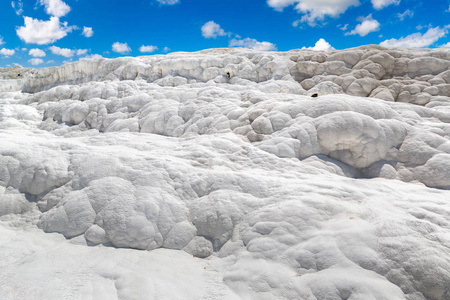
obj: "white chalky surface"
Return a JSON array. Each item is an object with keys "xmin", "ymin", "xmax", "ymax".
[{"xmin": 1, "ymin": 46, "xmax": 450, "ymax": 300}]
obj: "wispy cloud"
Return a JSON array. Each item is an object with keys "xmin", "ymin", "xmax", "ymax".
[
  {"xmin": 28, "ymin": 58, "xmax": 44, "ymax": 65},
  {"xmin": 155, "ymin": 0, "xmax": 179, "ymax": 5},
  {"xmin": 380, "ymin": 27, "xmax": 447, "ymax": 48},
  {"xmin": 397, "ymin": 9, "xmax": 413, "ymax": 21},
  {"xmin": 80, "ymin": 54, "xmax": 103, "ymax": 60},
  {"xmin": 371, "ymin": 0, "xmax": 400, "ymax": 10},
  {"xmin": 76, "ymin": 49, "xmax": 88, "ymax": 56},
  {"xmin": 338, "ymin": 24, "xmax": 349, "ymax": 31},
  {"xmin": 267, "ymin": 0, "xmax": 360, "ymax": 26},
  {"xmin": 11, "ymin": 0, "xmax": 24, "ymax": 15}
]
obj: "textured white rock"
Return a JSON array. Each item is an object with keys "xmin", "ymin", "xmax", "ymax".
[{"xmin": 1, "ymin": 46, "xmax": 450, "ymax": 300}]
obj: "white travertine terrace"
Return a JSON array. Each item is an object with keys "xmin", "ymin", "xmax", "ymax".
[{"xmin": 1, "ymin": 46, "xmax": 450, "ymax": 300}]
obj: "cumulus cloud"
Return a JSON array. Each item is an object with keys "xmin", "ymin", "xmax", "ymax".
[
  {"xmin": 229, "ymin": 38, "xmax": 277, "ymax": 51},
  {"xmin": 11, "ymin": 1, "xmax": 23, "ymax": 15},
  {"xmin": 50, "ymin": 45, "xmax": 74, "ymax": 57},
  {"xmin": 267, "ymin": 0, "xmax": 360, "ymax": 26},
  {"xmin": 29, "ymin": 48, "xmax": 46, "ymax": 57},
  {"xmin": 371, "ymin": 0, "xmax": 400, "ymax": 10},
  {"xmin": 397, "ymin": 9, "xmax": 413, "ymax": 21},
  {"xmin": 39, "ymin": 0, "xmax": 71, "ymax": 17},
  {"xmin": 345, "ymin": 14, "xmax": 380, "ymax": 37},
  {"xmin": 139, "ymin": 45, "xmax": 158, "ymax": 53},
  {"xmin": 28, "ymin": 58, "xmax": 44, "ymax": 65},
  {"xmin": 0, "ymin": 36, "xmax": 4, "ymax": 45},
  {"xmin": 16, "ymin": 16, "xmax": 74, "ymax": 45},
  {"xmin": 0, "ymin": 48, "xmax": 15, "ymax": 56},
  {"xmin": 82, "ymin": 27, "xmax": 94, "ymax": 38},
  {"xmin": 303, "ymin": 38, "xmax": 335, "ymax": 51},
  {"xmin": 440, "ymin": 42, "xmax": 450, "ymax": 48},
  {"xmin": 76, "ymin": 49, "xmax": 88, "ymax": 56},
  {"xmin": 112, "ymin": 42, "xmax": 131, "ymax": 54},
  {"xmin": 163, "ymin": 47, "xmax": 170, "ymax": 53},
  {"xmin": 201, "ymin": 21, "xmax": 227, "ymax": 38},
  {"xmin": 380, "ymin": 27, "xmax": 447, "ymax": 48},
  {"xmin": 156, "ymin": 0, "xmax": 179, "ymax": 5}
]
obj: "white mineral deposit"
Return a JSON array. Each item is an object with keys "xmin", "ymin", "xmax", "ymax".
[{"xmin": 1, "ymin": 46, "xmax": 450, "ymax": 299}]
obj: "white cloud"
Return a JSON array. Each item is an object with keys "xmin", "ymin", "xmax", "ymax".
[
  {"xmin": 0, "ymin": 48, "xmax": 15, "ymax": 56},
  {"xmin": 440, "ymin": 42, "xmax": 450, "ymax": 48},
  {"xmin": 29, "ymin": 48, "xmax": 46, "ymax": 57},
  {"xmin": 139, "ymin": 45, "xmax": 158, "ymax": 53},
  {"xmin": 338, "ymin": 24, "xmax": 349, "ymax": 31},
  {"xmin": 0, "ymin": 36, "xmax": 4, "ymax": 45},
  {"xmin": 156, "ymin": 0, "xmax": 179, "ymax": 5},
  {"xmin": 163, "ymin": 47, "xmax": 170, "ymax": 53},
  {"xmin": 16, "ymin": 16, "xmax": 74, "ymax": 45},
  {"xmin": 28, "ymin": 58, "xmax": 44, "ymax": 65},
  {"xmin": 112, "ymin": 42, "xmax": 131, "ymax": 54},
  {"xmin": 229, "ymin": 38, "xmax": 277, "ymax": 51},
  {"xmin": 292, "ymin": 20, "xmax": 301, "ymax": 27},
  {"xmin": 267, "ymin": 0, "xmax": 297, "ymax": 11},
  {"xmin": 39, "ymin": 0, "xmax": 71, "ymax": 17},
  {"xmin": 80, "ymin": 54, "xmax": 103, "ymax": 60},
  {"xmin": 82, "ymin": 27, "xmax": 94, "ymax": 38},
  {"xmin": 397, "ymin": 9, "xmax": 413, "ymax": 21},
  {"xmin": 11, "ymin": 1, "xmax": 23, "ymax": 15},
  {"xmin": 201, "ymin": 21, "xmax": 227, "ymax": 38},
  {"xmin": 303, "ymin": 38, "xmax": 335, "ymax": 51},
  {"xmin": 345, "ymin": 14, "xmax": 380, "ymax": 37},
  {"xmin": 371, "ymin": 0, "xmax": 400, "ymax": 10},
  {"xmin": 50, "ymin": 45, "xmax": 74, "ymax": 57},
  {"xmin": 380, "ymin": 27, "xmax": 448, "ymax": 48},
  {"xmin": 448, "ymin": 5, "xmax": 450, "ymax": 12},
  {"xmin": 267, "ymin": 0, "xmax": 360, "ymax": 26},
  {"xmin": 416, "ymin": 24, "xmax": 433, "ymax": 31},
  {"xmin": 76, "ymin": 49, "xmax": 88, "ymax": 56}
]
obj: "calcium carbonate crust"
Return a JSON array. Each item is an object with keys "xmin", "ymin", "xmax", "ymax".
[{"xmin": 1, "ymin": 46, "xmax": 450, "ymax": 300}]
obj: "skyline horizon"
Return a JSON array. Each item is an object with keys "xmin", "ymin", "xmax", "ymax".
[{"xmin": 1, "ymin": 0, "xmax": 450, "ymax": 68}]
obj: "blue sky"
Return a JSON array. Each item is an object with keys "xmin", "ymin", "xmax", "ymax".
[{"xmin": 0, "ymin": 0, "xmax": 450, "ymax": 68}]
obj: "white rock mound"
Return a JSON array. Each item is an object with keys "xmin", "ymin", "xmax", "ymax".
[{"xmin": 1, "ymin": 46, "xmax": 450, "ymax": 300}]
